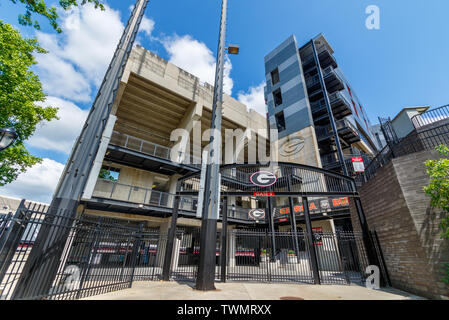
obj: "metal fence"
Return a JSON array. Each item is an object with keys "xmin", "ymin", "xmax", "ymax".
[
  {"xmin": 0, "ymin": 201, "xmax": 389, "ymax": 300},
  {"xmin": 110, "ymin": 131, "xmax": 201, "ymax": 167},
  {"xmin": 0, "ymin": 202, "xmax": 169, "ymax": 300},
  {"xmin": 411, "ymin": 104, "xmax": 449, "ymax": 128},
  {"xmin": 225, "ymin": 229, "xmax": 372, "ymax": 285},
  {"xmin": 359, "ymin": 122, "xmax": 449, "ymax": 184}
]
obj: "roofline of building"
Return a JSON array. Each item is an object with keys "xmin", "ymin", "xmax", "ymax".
[{"xmin": 391, "ymin": 106, "xmax": 431, "ymax": 123}]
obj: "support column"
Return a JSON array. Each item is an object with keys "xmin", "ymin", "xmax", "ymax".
[
  {"xmin": 162, "ymin": 186, "xmax": 180, "ymax": 281},
  {"xmin": 302, "ymin": 197, "xmax": 321, "ymax": 284},
  {"xmin": 156, "ymin": 220, "xmax": 169, "ymax": 268},
  {"xmin": 267, "ymin": 196, "xmax": 276, "ymax": 262},
  {"xmin": 220, "ymin": 198, "xmax": 228, "ymax": 282},
  {"xmin": 287, "ymin": 176, "xmax": 301, "ymax": 263},
  {"xmin": 228, "ymin": 230, "xmax": 236, "ymax": 268},
  {"xmin": 171, "ymin": 237, "xmax": 181, "ymax": 271}
]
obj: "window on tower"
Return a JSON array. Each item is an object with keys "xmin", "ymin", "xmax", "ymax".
[
  {"xmin": 271, "ymin": 68, "xmax": 280, "ymax": 85},
  {"xmin": 275, "ymin": 112, "xmax": 286, "ymax": 132},
  {"xmin": 273, "ymin": 88, "xmax": 283, "ymax": 107}
]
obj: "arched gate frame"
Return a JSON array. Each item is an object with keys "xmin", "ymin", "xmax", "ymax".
[{"xmin": 162, "ymin": 162, "xmax": 380, "ymax": 285}]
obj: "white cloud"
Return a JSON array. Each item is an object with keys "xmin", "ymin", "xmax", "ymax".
[
  {"xmin": 140, "ymin": 15, "xmax": 155, "ymax": 37},
  {"xmin": 35, "ymin": 45, "xmax": 92, "ymax": 102},
  {"xmin": 27, "ymin": 97, "xmax": 88, "ymax": 154},
  {"xmin": 0, "ymin": 159, "xmax": 64, "ymax": 204},
  {"xmin": 162, "ymin": 34, "xmax": 234, "ymax": 95},
  {"xmin": 237, "ymin": 82, "xmax": 267, "ymax": 116},
  {"xmin": 34, "ymin": 3, "xmax": 125, "ymax": 100}
]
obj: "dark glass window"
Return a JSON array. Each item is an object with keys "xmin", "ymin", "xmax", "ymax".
[
  {"xmin": 271, "ymin": 68, "xmax": 280, "ymax": 85},
  {"xmin": 273, "ymin": 88, "xmax": 283, "ymax": 107},
  {"xmin": 275, "ymin": 112, "xmax": 286, "ymax": 132}
]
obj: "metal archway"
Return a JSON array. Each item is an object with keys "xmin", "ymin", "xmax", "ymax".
[{"xmin": 162, "ymin": 162, "xmax": 378, "ymax": 285}]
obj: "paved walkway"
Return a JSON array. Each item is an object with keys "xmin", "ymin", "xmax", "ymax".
[{"xmin": 82, "ymin": 281, "xmax": 424, "ymax": 300}]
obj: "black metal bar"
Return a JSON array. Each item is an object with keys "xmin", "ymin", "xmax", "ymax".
[
  {"xmin": 267, "ymin": 196, "xmax": 276, "ymax": 262},
  {"xmin": 287, "ymin": 176, "xmax": 300, "ymax": 263},
  {"xmin": 302, "ymin": 197, "xmax": 321, "ymax": 284},
  {"xmin": 162, "ymin": 193, "xmax": 180, "ymax": 281},
  {"xmin": 220, "ymin": 198, "xmax": 228, "ymax": 282},
  {"xmin": 129, "ymin": 223, "xmax": 144, "ymax": 287},
  {"xmin": 0, "ymin": 200, "xmax": 29, "ymax": 284},
  {"xmin": 76, "ymin": 217, "xmax": 102, "ymax": 299},
  {"xmin": 354, "ymin": 198, "xmax": 381, "ymax": 271},
  {"xmin": 371, "ymin": 229, "xmax": 391, "ymax": 287}
]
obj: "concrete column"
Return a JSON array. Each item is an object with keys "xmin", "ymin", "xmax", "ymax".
[
  {"xmin": 171, "ymin": 237, "xmax": 182, "ymax": 271},
  {"xmin": 228, "ymin": 229, "xmax": 236, "ymax": 267},
  {"xmin": 156, "ymin": 219, "xmax": 170, "ymax": 267},
  {"xmin": 168, "ymin": 174, "xmax": 182, "ymax": 207}
]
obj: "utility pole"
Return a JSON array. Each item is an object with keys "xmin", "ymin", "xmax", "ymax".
[
  {"xmin": 196, "ymin": 0, "xmax": 228, "ymax": 291},
  {"xmin": 12, "ymin": 0, "xmax": 149, "ymax": 299}
]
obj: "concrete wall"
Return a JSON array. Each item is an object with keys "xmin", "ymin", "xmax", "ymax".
[{"xmin": 350, "ymin": 150, "xmax": 449, "ymax": 299}]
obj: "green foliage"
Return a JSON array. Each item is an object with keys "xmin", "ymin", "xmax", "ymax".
[
  {"xmin": 10, "ymin": 0, "xmax": 105, "ymax": 33},
  {"xmin": 423, "ymin": 145, "xmax": 449, "ymax": 285},
  {"xmin": 423, "ymin": 144, "xmax": 449, "ymax": 239},
  {"xmin": 0, "ymin": 21, "xmax": 58, "ymax": 186},
  {"xmin": 443, "ymin": 264, "xmax": 449, "ymax": 285},
  {"xmin": 98, "ymin": 168, "xmax": 117, "ymax": 181}
]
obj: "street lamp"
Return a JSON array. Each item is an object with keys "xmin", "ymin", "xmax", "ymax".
[
  {"xmin": 0, "ymin": 127, "xmax": 18, "ymax": 151},
  {"xmin": 196, "ymin": 0, "xmax": 239, "ymax": 291},
  {"xmin": 226, "ymin": 45, "xmax": 239, "ymax": 55}
]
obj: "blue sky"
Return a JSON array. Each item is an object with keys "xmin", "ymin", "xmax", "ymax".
[{"xmin": 1, "ymin": 0, "xmax": 449, "ymax": 202}]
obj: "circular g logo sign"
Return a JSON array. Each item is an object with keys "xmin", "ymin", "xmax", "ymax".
[
  {"xmin": 249, "ymin": 209, "xmax": 266, "ymax": 220},
  {"xmin": 250, "ymin": 171, "xmax": 277, "ymax": 187},
  {"xmin": 280, "ymin": 136, "xmax": 305, "ymax": 157}
]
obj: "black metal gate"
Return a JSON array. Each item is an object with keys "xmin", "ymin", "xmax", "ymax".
[
  {"xmin": 0, "ymin": 201, "xmax": 161, "ymax": 300},
  {"xmin": 225, "ymin": 229, "xmax": 372, "ymax": 285},
  {"xmin": 1, "ymin": 201, "xmax": 390, "ymax": 300}
]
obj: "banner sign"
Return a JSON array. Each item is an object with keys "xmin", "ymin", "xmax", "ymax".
[
  {"xmin": 352, "ymin": 156, "xmax": 365, "ymax": 173},
  {"xmin": 273, "ymin": 197, "xmax": 349, "ymax": 222},
  {"xmin": 253, "ymin": 192, "xmax": 275, "ymax": 197},
  {"xmin": 312, "ymin": 227, "xmax": 323, "ymax": 245}
]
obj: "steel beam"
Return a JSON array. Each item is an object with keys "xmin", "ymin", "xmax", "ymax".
[{"xmin": 12, "ymin": 0, "xmax": 149, "ymax": 299}]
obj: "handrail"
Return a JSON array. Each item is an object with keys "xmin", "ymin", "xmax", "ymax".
[
  {"xmin": 110, "ymin": 131, "xmax": 201, "ymax": 167},
  {"xmin": 411, "ymin": 104, "xmax": 449, "ymax": 129},
  {"xmin": 92, "ymin": 179, "xmax": 175, "ymax": 208}
]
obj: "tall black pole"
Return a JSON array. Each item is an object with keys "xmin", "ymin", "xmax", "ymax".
[
  {"xmin": 311, "ymin": 39, "xmax": 348, "ymax": 176},
  {"xmin": 267, "ymin": 196, "xmax": 276, "ymax": 262},
  {"xmin": 302, "ymin": 197, "xmax": 321, "ymax": 285},
  {"xmin": 196, "ymin": 0, "xmax": 228, "ymax": 291},
  {"xmin": 12, "ymin": 0, "xmax": 149, "ymax": 299},
  {"xmin": 287, "ymin": 176, "xmax": 300, "ymax": 263}
]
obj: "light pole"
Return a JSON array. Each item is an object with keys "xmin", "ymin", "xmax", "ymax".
[
  {"xmin": 196, "ymin": 0, "xmax": 238, "ymax": 291},
  {"xmin": 0, "ymin": 127, "xmax": 18, "ymax": 152}
]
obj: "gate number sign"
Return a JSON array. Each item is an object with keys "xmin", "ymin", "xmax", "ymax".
[{"xmin": 352, "ymin": 157, "xmax": 365, "ymax": 173}]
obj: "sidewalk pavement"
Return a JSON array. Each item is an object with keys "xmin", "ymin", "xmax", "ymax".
[{"xmin": 82, "ymin": 281, "xmax": 424, "ymax": 300}]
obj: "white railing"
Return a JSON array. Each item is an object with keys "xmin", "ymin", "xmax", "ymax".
[
  {"xmin": 110, "ymin": 131, "xmax": 201, "ymax": 168},
  {"xmin": 92, "ymin": 179, "xmax": 173, "ymax": 208}
]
